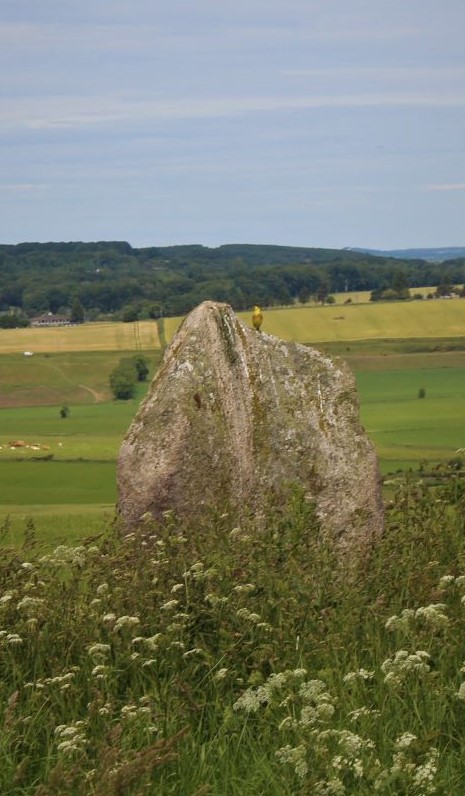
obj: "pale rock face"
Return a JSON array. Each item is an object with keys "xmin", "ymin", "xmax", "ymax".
[{"xmin": 117, "ymin": 301, "xmax": 383, "ymax": 550}]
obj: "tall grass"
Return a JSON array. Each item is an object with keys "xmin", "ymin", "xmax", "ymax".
[{"xmin": 0, "ymin": 473, "xmax": 465, "ymax": 794}]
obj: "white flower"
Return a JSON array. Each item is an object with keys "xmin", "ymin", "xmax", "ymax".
[
  {"xmin": 456, "ymin": 682, "xmax": 465, "ymax": 701},
  {"xmin": 144, "ymin": 634, "xmax": 161, "ymax": 651},
  {"xmin": 182, "ymin": 647, "xmax": 203, "ymax": 658},
  {"xmin": 236, "ymin": 607, "xmax": 261, "ymax": 622},
  {"xmin": 16, "ymin": 596, "xmax": 44, "ymax": 611},
  {"xmin": 6, "ymin": 633, "xmax": 23, "ymax": 645},
  {"xmin": 113, "ymin": 615, "xmax": 140, "ymax": 632},
  {"xmin": 415, "ymin": 603, "xmax": 449, "ymax": 630},
  {"xmin": 438, "ymin": 574, "xmax": 455, "ymax": 588},
  {"xmin": 168, "ymin": 640, "xmax": 185, "ymax": 650},
  {"xmin": 91, "ymin": 665, "xmax": 108, "ymax": 677},
  {"xmin": 121, "ymin": 704, "xmax": 137, "ymax": 716},
  {"xmin": 313, "ymin": 779, "xmax": 346, "ymax": 795},
  {"xmin": 382, "ymin": 649, "xmax": 431, "ymax": 685},
  {"xmin": 395, "ymin": 732, "xmax": 417, "ymax": 750},
  {"xmin": 336, "ymin": 730, "xmax": 375, "ymax": 756},
  {"xmin": 57, "ymin": 726, "xmax": 79, "ymax": 738},
  {"xmin": 98, "ymin": 705, "xmax": 111, "ymax": 716},
  {"xmin": 385, "ymin": 609, "xmax": 415, "ymax": 632},
  {"xmin": 204, "ymin": 593, "xmax": 228, "ymax": 606},
  {"xmin": 412, "ymin": 748, "xmax": 439, "ymax": 792},
  {"xmin": 348, "ymin": 707, "xmax": 380, "ymax": 722},
  {"xmin": 87, "ymin": 643, "xmax": 111, "ymax": 657},
  {"xmin": 0, "ymin": 593, "xmax": 13, "ymax": 605},
  {"xmin": 160, "ymin": 599, "xmax": 179, "ymax": 612},
  {"xmin": 234, "ymin": 687, "xmax": 269, "ymax": 714},
  {"xmin": 343, "ymin": 669, "xmax": 375, "ymax": 684},
  {"xmin": 275, "ymin": 744, "xmax": 308, "ymax": 780}
]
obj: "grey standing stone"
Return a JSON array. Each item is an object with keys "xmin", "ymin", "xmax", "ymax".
[{"xmin": 117, "ymin": 301, "xmax": 383, "ymax": 552}]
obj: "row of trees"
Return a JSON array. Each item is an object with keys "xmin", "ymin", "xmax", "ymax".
[
  {"xmin": 370, "ymin": 279, "xmax": 465, "ymax": 303},
  {"xmin": 1, "ymin": 241, "xmax": 465, "ymax": 321}
]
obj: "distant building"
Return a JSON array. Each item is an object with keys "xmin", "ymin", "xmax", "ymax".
[{"xmin": 30, "ymin": 313, "xmax": 71, "ymax": 327}]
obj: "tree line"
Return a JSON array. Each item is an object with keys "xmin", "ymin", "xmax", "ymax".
[{"xmin": 1, "ymin": 240, "xmax": 464, "ymax": 324}]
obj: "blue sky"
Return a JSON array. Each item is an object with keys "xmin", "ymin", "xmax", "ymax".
[{"xmin": 2, "ymin": 0, "xmax": 465, "ymax": 249}]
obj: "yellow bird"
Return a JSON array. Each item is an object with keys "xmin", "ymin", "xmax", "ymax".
[{"xmin": 252, "ymin": 305, "xmax": 263, "ymax": 331}]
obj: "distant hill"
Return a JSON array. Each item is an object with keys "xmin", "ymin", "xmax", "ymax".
[
  {"xmin": 346, "ymin": 247, "xmax": 465, "ymax": 262},
  {"xmin": 1, "ymin": 241, "xmax": 464, "ymax": 320}
]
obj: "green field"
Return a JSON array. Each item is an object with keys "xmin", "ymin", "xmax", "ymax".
[
  {"xmin": 0, "ymin": 301, "xmax": 464, "ymax": 535},
  {"xmin": 0, "ymin": 349, "xmax": 162, "ymax": 408},
  {"xmin": 356, "ymin": 365, "xmax": 465, "ymax": 472}
]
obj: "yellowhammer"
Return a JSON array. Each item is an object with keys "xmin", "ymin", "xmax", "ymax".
[{"xmin": 252, "ymin": 305, "xmax": 263, "ymax": 331}]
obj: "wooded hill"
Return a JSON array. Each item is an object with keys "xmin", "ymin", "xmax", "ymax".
[{"xmin": 1, "ymin": 241, "xmax": 464, "ymax": 320}]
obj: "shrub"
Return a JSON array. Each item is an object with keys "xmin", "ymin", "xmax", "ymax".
[
  {"xmin": 0, "ymin": 312, "xmax": 29, "ymax": 328},
  {"xmin": 109, "ymin": 360, "xmax": 137, "ymax": 399},
  {"xmin": 132, "ymin": 355, "xmax": 150, "ymax": 382},
  {"xmin": 121, "ymin": 306, "xmax": 140, "ymax": 322}
]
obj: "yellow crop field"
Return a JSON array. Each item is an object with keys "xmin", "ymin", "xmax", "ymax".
[
  {"xmin": 0, "ymin": 320, "xmax": 160, "ymax": 354},
  {"xmin": 250, "ymin": 299, "xmax": 465, "ymax": 343},
  {"xmin": 239, "ymin": 300, "xmax": 465, "ymax": 343},
  {"xmin": 1, "ymin": 298, "xmax": 464, "ymax": 354},
  {"xmin": 165, "ymin": 298, "xmax": 465, "ymax": 345}
]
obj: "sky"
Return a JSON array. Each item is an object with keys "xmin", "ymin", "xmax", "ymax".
[{"xmin": 2, "ymin": 0, "xmax": 465, "ymax": 250}]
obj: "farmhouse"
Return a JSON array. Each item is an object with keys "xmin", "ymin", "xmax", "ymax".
[{"xmin": 31, "ymin": 313, "xmax": 71, "ymax": 327}]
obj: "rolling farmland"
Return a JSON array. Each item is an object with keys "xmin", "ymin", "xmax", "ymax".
[
  {"xmin": 0, "ymin": 297, "xmax": 464, "ymax": 535},
  {"xmin": 0, "ymin": 298, "xmax": 463, "ymax": 356}
]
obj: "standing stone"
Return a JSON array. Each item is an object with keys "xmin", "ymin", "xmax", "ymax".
[{"xmin": 117, "ymin": 301, "xmax": 383, "ymax": 551}]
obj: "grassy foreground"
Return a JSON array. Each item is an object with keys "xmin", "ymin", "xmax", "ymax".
[{"xmin": 1, "ymin": 474, "xmax": 465, "ymax": 794}]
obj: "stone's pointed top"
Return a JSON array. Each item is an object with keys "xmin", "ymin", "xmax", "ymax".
[{"xmin": 117, "ymin": 301, "xmax": 383, "ymax": 554}]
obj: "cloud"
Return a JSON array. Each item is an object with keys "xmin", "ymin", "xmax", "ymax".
[
  {"xmin": 0, "ymin": 21, "xmax": 166, "ymax": 52},
  {"xmin": 3, "ymin": 90, "xmax": 465, "ymax": 133},
  {"xmin": 427, "ymin": 183, "xmax": 465, "ymax": 191},
  {"xmin": 281, "ymin": 67, "xmax": 465, "ymax": 80},
  {"xmin": 0, "ymin": 183, "xmax": 45, "ymax": 193}
]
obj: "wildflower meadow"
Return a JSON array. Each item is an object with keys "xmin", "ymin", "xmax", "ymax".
[{"xmin": 0, "ymin": 472, "xmax": 465, "ymax": 794}]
